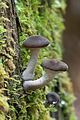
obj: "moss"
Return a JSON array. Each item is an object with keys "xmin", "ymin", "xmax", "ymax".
[{"xmin": 0, "ymin": 0, "xmax": 77, "ymax": 120}]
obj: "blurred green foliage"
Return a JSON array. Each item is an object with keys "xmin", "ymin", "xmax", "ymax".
[{"xmin": 0, "ymin": 0, "xmax": 77, "ymax": 120}]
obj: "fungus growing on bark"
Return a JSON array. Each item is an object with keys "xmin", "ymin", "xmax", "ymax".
[
  {"xmin": 22, "ymin": 35, "xmax": 50, "ymax": 81},
  {"xmin": 43, "ymin": 92, "xmax": 60, "ymax": 107},
  {"xmin": 23, "ymin": 59, "xmax": 68, "ymax": 91}
]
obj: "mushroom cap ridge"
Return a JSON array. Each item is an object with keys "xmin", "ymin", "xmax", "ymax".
[
  {"xmin": 23, "ymin": 35, "xmax": 50, "ymax": 48},
  {"xmin": 41, "ymin": 59, "xmax": 68, "ymax": 71}
]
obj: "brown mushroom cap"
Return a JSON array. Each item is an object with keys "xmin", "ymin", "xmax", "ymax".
[
  {"xmin": 41, "ymin": 59, "xmax": 68, "ymax": 71},
  {"xmin": 23, "ymin": 35, "xmax": 50, "ymax": 48}
]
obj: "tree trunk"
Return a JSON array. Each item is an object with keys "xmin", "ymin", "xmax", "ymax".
[
  {"xmin": 2, "ymin": 0, "xmax": 20, "ymax": 74},
  {"xmin": 0, "ymin": 0, "xmax": 20, "ymax": 118}
]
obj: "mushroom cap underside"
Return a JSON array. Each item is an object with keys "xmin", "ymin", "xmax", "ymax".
[
  {"xmin": 23, "ymin": 35, "xmax": 50, "ymax": 48},
  {"xmin": 41, "ymin": 59, "xmax": 68, "ymax": 71}
]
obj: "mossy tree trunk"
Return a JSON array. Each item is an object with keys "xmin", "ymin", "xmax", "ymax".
[
  {"xmin": 0, "ymin": 0, "xmax": 20, "ymax": 118},
  {"xmin": 2, "ymin": 0, "xmax": 20, "ymax": 74},
  {"xmin": 6, "ymin": 0, "xmax": 20, "ymax": 74}
]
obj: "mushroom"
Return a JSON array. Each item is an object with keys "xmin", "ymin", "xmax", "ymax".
[
  {"xmin": 43, "ymin": 92, "xmax": 60, "ymax": 107},
  {"xmin": 23, "ymin": 59, "xmax": 68, "ymax": 91},
  {"xmin": 22, "ymin": 35, "xmax": 50, "ymax": 81}
]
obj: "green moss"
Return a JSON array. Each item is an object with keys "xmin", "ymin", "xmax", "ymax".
[{"xmin": 0, "ymin": 0, "xmax": 77, "ymax": 120}]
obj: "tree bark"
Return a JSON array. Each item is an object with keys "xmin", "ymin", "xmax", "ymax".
[{"xmin": 0, "ymin": 0, "xmax": 21, "ymax": 118}]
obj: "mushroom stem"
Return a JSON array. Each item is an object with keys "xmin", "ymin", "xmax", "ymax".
[
  {"xmin": 23, "ymin": 69, "xmax": 57, "ymax": 91},
  {"xmin": 22, "ymin": 48, "xmax": 40, "ymax": 81}
]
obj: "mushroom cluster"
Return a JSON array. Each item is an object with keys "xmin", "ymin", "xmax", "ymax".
[{"xmin": 22, "ymin": 35, "xmax": 68, "ymax": 106}]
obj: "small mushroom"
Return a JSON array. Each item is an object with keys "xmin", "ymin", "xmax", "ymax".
[
  {"xmin": 22, "ymin": 35, "xmax": 50, "ymax": 81},
  {"xmin": 43, "ymin": 92, "xmax": 60, "ymax": 107},
  {"xmin": 23, "ymin": 59, "xmax": 68, "ymax": 91}
]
